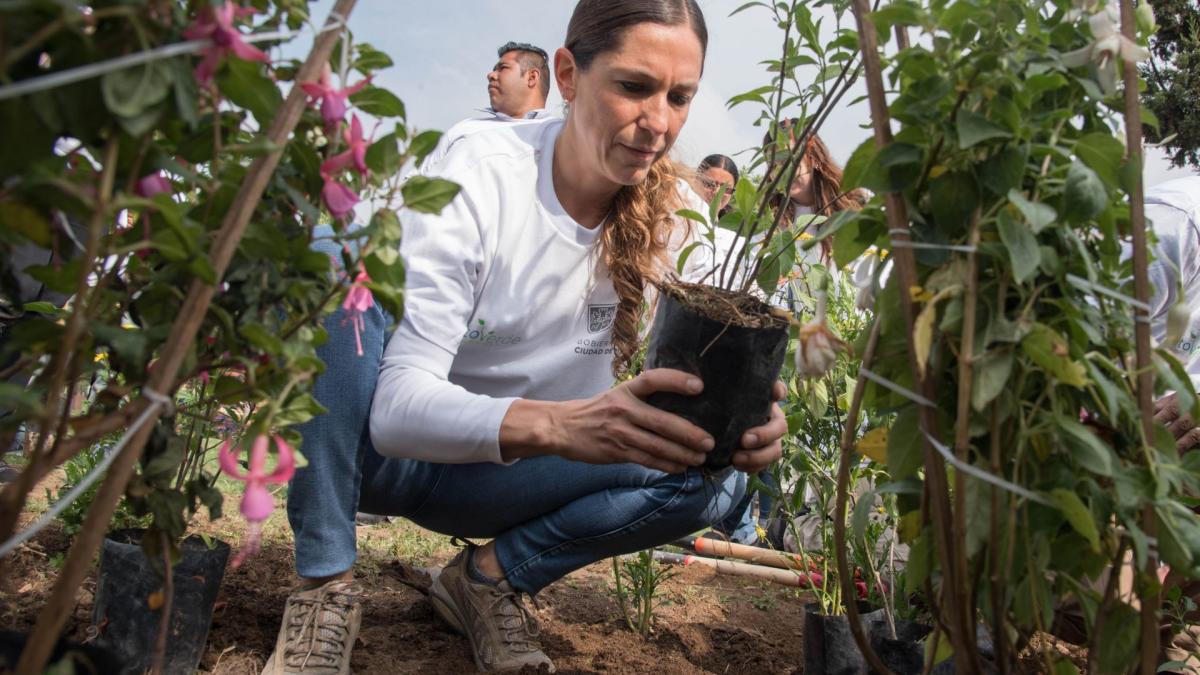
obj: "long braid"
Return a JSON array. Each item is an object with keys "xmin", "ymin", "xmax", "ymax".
[{"xmin": 600, "ymin": 158, "xmax": 683, "ymax": 376}]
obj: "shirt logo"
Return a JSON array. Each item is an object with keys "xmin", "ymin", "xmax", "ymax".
[{"xmin": 587, "ymin": 304, "xmax": 617, "ymax": 334}]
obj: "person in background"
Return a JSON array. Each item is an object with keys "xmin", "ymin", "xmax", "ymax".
[
  {"xmin": 694, "ymin": 153, "xmax": 738, "ymax": 216},
  {"xmin": 422, "ymin": 41, "xmax": 555, "ymax": 170}
]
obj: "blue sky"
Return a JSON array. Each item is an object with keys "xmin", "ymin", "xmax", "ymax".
[{"xmin": 299, "ymin": 0, "xmax": 1191, "ymax": 186}]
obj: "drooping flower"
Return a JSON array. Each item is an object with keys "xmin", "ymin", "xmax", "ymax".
[
  {"xmin": 321, "ymin": 179, "xmax": 360, "ymax": 221},
  {"xmin": 301, "ymin": 63, "xmax": 371, "ymax": 127},
  {"xmin": 183, "ymin": 2, "xmax": 270, "ymax": 85},
  {"xmin": 795, "ymin": 289, "xmax": 849, "ymax": 378},
  {"xmin": 218, "ymin": 434, "xmax": 296, "ymax": 567},
  {"xmin": 343, "ymin": 264, "xmax": 375, "ymax": 357},
  {"xmin": 321, "ymin": 115, "xmax": 370, "ymax": 178},
  {"xmin": 134, "ymin": 172, "xmax": 172, "ymax": 198},
  {"xmin": 1061, "ymin": 3, "xmax": 1151, "ymax": 95}
]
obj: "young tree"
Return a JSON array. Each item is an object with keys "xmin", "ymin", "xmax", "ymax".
[{"xmin": 1142, "ymin": 0, "xmax": 1200, "ymax": 169}]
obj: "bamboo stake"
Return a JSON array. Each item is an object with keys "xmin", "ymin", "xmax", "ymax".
[
  {"xmin": 1117, "ymin": 1, "xmax": 1159, "ymax": 671},
  {"xmin": 650, "ymin": 550, "xmax": 820, "ymax": 588},
  {"xmin": 847, "ymin": 0, "xmax": 978, "ymax": 671},
  {"xmin": 14, "ymin": 3, "xmax": 357, "ymax": 671}
]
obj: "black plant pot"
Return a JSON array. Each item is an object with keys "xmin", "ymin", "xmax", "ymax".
[
  {"xmin": 871, "ymin": 618, "xmax": 932, "ymax": 675},
  {"xmin": 644, "ymin": 284, "xmax": 789, "ymax": 471},
  {"xmin": 803, "ymin": 602, "xmax": 888, "ymax": 675},
  {"xmin": 92, "ymin": 529, "xmax": 230, "ymax": 675},
  {"xmin": 0, "ymin": 630, "xmax": 124, "ymax": 674}
]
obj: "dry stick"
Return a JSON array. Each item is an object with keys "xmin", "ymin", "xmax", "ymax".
[
  {"xmin": 847, "ymin": 0, "xmax": 979, "ymax": 672},
  {"xmin": 150, "ymin": 529, "xmax": 174, "ymax": 675},
  {"xmin": 1087, "ymin": 539, "xmax": 1130, "ymax": 675},
  {"xmin": 952, "ymin": 214, "xmax": 982, "ymax": 654},
  {"xmin": 1118, "ymin": 2, "xmax": 1160, "ymax": 672},
  {"xmin": 831, "ymin": 318, "xmax": 894, "ymax": 675},
  {"xmin": 13, "ymin": 3, "xmax": 357, "ymax": 671}
]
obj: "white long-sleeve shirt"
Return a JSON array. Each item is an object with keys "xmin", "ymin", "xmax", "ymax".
[
  {"xmin": 1144, "ymin": 177, "xmax": 1200, "ymax": 385},
  {"xmin": 370, "ymin": 117, "xmax": 722, "ymax": 464}
]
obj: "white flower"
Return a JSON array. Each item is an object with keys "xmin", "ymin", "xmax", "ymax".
[
  {"xmin": 852, "ymin": 251, "xmax": 887, "ymax": 313},
  {"xmin": 1061, "ymin": 3, "xmax": 1151, "ymax": 95},
  {"xmin": 794, "ymin": 289, "xmax": 849, "ymax": 378}
]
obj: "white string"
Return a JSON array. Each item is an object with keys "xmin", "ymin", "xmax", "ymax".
[
  {"xmin": 890, "ymin": 241, "xmax": 978, "ymax": 253},
  {"xmin": 858, "ymin": 367, "xmax": 937, "ymax": 408},
  {"xmin": 0, "ymin": 16, "xmax": 348, "ymax": 102},
  {"xmin": 1065, "ymin": 273, "xmax": 1153, "ymax": 313},
  {"xmin": 921, "ymin": 430, "xmax": 1053, "ymax": 506},
  {"xmin": 0, "ymin": 389, "xmax": 173, "ymax": 560}
]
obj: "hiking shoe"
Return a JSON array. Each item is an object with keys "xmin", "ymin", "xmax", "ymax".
[
  {"xmin": 0, "ymin": 460, "xmax": 18, "ymax": 484},
  {"xmin": 429, "ymin": 546, "xmax": 555, "ymax": 673},
  {"xmin": 261, "ymin": 579, "xmax": 363, "ymax": 675}
]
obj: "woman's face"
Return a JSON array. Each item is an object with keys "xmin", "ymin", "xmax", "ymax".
[
  {"xmin": 556, "ymin": 23, "xmax": 704, "ymax": 188},
  {"xmin": 788, "ymin": 155, "xmax": 814, "ymax": 206},
  {"xmin": 698, "ymin": 166, "xmax": 735, "ymax": 210}
]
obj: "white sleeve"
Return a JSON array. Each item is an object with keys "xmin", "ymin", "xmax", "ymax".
[{"xmin": 369, "ymin": 175, "xmax": 519, "ymax": 464}]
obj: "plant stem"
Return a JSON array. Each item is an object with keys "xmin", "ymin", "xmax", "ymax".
[
  {"xmin": 952, "ymin": 213, "xmax": 982, "ymax": 652},
  {"xmin": 848, "ymin": 0, "xmax": 978, "ymax": 670},
  {"xmin": 150, "ymin": 529, "xmax": 174, "ymax": 675},
  {"xmin": 831, "ymin": 317, "xmax": 893, "ymax": 675},
  {"xmin": 1118, "ymin": 1, "xmax": 1159, "ymax": 671},
  {"xmin": 13, "ymin": 4, "xmax": 359, "ymax": 672}
]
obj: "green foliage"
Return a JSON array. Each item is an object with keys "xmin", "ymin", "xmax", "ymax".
[
  {"xmin": 0, "ymin": 1, "xmax": 456, "ymax": 555},
  {"xmin": 610, "ymin": 550, "xmax": 679, "ymax": 637}
]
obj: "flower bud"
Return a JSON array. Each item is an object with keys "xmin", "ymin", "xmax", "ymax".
[{"xmin": 795, "ymin": 321, "xmax": 848, "ymax": 378}]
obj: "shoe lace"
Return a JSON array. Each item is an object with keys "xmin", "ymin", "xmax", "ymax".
[
  {"xmin": 486, "ymin": 586, "xmax": 543, "ymax": 653},
  {"xmin": 285, "ymin": 584, "xmax": 360, "ymax": 669}
]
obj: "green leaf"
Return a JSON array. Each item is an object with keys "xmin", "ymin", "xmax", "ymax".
[
  {"xmin": 409, "ymin": 130, "xmax": 443, "ymax": 167},
  {"xmin": 350, "ymin": 86, "xmax": 406, "ymax": 118},
  {"xmin": 675, "ymin": 241, "xmax": 703, "ymax": 276},
  {"xmin": 675, "ymin": 209, "xmax": 707, "ymax": 225},
  {"xmin": 1062, "ymin": 161, "xmax": 1108, "ymax": 224},
  {"xmin": 101, "ymin": 61, "xmax": 172, "ymax": 120},
  {"xmin": 1047, "ymin": 488, "xmax": 1100, "ymax": 552},
  {"xmin": 0, "ymin": 201, "xmax": 51, "ymax": 246},
  {"xmin": 402, "ymin": 176, "xmax": 461, "ymax": 214},
  {"xmin": 1021, "ymin": 323, "xmax": 1088, "ymax": 387},
  {"xmin": 971, "ymin": 349, "xmax": 1013, "ymax": 412},
  {"xmin": 888, "ymin": 407, "xmax": 924, "ymax": 480},
  {"xmin": 997, "ymin": 210, "xmax": 1040, "ymax": 283},
  {"xmin": 91, "ymin": 323, "xmax": 147, "ymax": 363},
  {"xmin": 929, "ymin": 171, "xmax": 979, "ymax": 231},
  {"xmin": 955, "ymin": 109, "xmax": 1012, "ymax": 149},
  {"xmin": 1095, "ymin": 602, "xmax": 1140, "ymax": 675},
  {"xmin": 239, "ymin": 322, "xmax": 284, "ymax": 355},
  {"xmin": 979, "ymin": 145, "xmax": 1027, "ymax": 196},
  {"xmin": 1073, "ymin": 133, "xmax": 1125, "ymax": 189},
  {"xmin": 365, "ymin": 132, "xmax": 401, "ymax": 176},
  {"xmin": 275, "ymin": 393, "xmax": 329, "ymax": 427},
  {"xmin": 218, "ymin": 59, "xmax": 283, "ymax": 127},
  {"xmin": 1054, "ymin": 416, "xmax": 1115, "ymax": 476},
  {"xmin": 842, "ymin": 138, "xmax": 882, "ymax": 192},
  {"xmin": 1007, "ymin": 190, "xmax": 1057, "ymax": 233}
]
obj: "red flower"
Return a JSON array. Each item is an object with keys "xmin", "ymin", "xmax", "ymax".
[
  {"xmin": 183, "ymin": 2, "xmax": 270, "ymax": 84},
  {"xmin": 301, "ymin": 63, "xmax": 371, "ymax": 126},
  {"xmin": 321, "ymin": 179, "xmax": 359, "ymax": 221}
]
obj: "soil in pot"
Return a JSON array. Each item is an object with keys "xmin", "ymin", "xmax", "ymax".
[
  {"xmin": 0, "ymin": 630, "xmax": 125, "ymax": 674},
  {"xmin": 92, "ymin": 529, "xmax": 230, "ymax": 675},
  {"xmin": 803, "ymin": 601, "xmax": 887, "ymax": 675},
  {"xmin": 644, "ymin": 282, "xmax": 789, "ymax": 471}
]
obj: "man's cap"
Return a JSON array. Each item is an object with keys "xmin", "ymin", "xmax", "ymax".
[{"xmin": 497, "ymin": 41, "xmax": 548, "ymax": 62}]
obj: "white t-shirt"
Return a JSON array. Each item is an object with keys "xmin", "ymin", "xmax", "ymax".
[
  {"xmin": 421, "ymin": 108, "xmax": 556, "ymax": 173},
  {"xmin": 1144, "ymin": 177, "xmax": 1200, "ymax": 384},
  {"xmin": 370, "ymin": 117, "xmax": 722, "ymax": 464}
]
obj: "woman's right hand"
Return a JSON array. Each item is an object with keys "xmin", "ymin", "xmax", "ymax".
[{"xmin": 499, "ymin": 369, "xmax": 714, "ymax": 473}]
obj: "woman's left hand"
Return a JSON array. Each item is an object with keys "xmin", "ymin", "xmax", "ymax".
[{"xmin": 731, "ymin": 381, "xmax": 787, "ymax": 474}]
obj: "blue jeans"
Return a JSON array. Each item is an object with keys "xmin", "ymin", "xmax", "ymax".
[
  {"xmin": 714, "ymin": 470, "xmax": 779, "ymax": 544},
  {"xmin": 288, "ymin": 300, "xmax": 746, "ymax": 594}
]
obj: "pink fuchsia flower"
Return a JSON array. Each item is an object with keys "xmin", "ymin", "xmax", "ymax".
[
  {"xmin": 343, "ymin": 264, "xmax": 375, "ymax": 357},
  {"xmin": 183, "ymin": 2, "xmax": 270, "ymax": 85},
  {"xmin": 321, "ymin": 115, "xmax": 370, "ymax": 178},
  {"xmin": 301, "ymin": 63, "xmax": 371, "ymax": 127},
  {"xmin": 794, "ymin": 289, "xmax": 849, "ymax": 378},
  {"xmin": 134, "ymin": 172, "xmax": 172, "ymax": 198},
  {"xmin": 218, "ymin": 434, "xmax": 296, "ymax": 567},
  {"xmin": 321, "ymin": 179, "xmax": 359, "ymax": 221}
]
